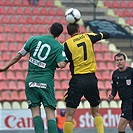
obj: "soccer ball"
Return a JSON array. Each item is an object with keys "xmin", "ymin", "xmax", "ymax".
[{"xmin": 65, "ymin": 8, "xmax": 81, "ymax": 24}]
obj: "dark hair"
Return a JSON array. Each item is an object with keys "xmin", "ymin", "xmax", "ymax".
[
  {"xmin": 50, "ymin": 22, "xmax": 63, "ymax": 38},
  {"xmin": 67, "ymin": 23, "xmax": 79, "ymax": 36},
  {"xmin": 114, "ymin": 52, "xmax": 126, "ymax": 60}
]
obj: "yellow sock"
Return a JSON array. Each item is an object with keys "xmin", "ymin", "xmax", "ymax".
[
  {"xmin": 94, "ymin": 116, "xmax": 104, "ymax": 133},
  {"xmin": 63, "ymin": 122, "xmax": 73, "ymax": 133}
]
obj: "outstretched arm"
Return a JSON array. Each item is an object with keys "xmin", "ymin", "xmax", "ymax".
[
  {"xmin": 88, "ymin": 32, "xmax": 110, "ymax": 44},
  {"xmin": 0, "ymin": 53, "xmax": 23, "ymax": 72}
]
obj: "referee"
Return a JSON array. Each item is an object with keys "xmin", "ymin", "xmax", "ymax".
[{"xmin": 108, "ymin": 52, "xmax": 133, "ymax": 133}]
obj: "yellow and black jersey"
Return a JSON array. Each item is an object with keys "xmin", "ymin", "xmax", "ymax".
[{"xmin": 64, "ymin": 32, "xmax": 110, "ymax": 75}]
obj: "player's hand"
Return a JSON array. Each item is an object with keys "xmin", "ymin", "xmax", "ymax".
[{"xmin": 108, "ymin": 95, "xmax": 114, "ymax": 101}]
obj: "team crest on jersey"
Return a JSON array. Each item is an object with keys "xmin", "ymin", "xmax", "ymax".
[{"xmin": 126, "ymin": 79, "xmax": 131, "ymax": 85}]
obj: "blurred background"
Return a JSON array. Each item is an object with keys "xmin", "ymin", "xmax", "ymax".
[{"xmin": 0, "ymin": 0, "xmax": 133, "ymax": 133}]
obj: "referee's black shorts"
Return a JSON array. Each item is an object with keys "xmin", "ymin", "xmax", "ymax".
[
  {"xmin": 121, "ymin": 99, "xmax": 132, "ymax": 120},
  {"xmin": 64, "ymin": 73, "xmax": 100, "ymax": 108}
]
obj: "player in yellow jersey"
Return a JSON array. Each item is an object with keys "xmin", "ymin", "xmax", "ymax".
[{"xmin": 63, "ymin": 23, "xmax": 110, "ymax": 133}]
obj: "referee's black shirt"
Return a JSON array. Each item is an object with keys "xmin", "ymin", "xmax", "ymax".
[{"xmin": 111, "ymin": 67, "xmax": 133, "ymax": 101}]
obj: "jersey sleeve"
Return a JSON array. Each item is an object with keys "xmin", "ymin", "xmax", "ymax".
[
  {"xmin": 111, "ymin": 72, "xmax": 117, "ymax": 97},
  {"xmin": 56, "ymin": 45, "xmax": 68, "ymax": 63},
  {"xmin": 87, "ymin": 32, "xmax": 110, "ymax": 44},
  {"xmin": 18, "ymin": 36, "xmax": 34, "ymax": 56}
]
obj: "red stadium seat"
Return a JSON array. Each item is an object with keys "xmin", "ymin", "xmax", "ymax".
[
  {"xmin": 43, "ymin": 17, "xmax": 52, "ymax": 24},
  {"xmin": 8, "ymin": 43, "xmax": 17, "ymax": 51},
  {"xmin": 7, "ymin": 7, "xmax": 15, "ymax": 14},
  {"xmin": 21, "ymin": 25, "xmax": 29, "ymax": 33},
  {"xmin": 97, "ymin": 62, "xmax": 107, "ymax": 71},
  {"xmin": 126, "ymin": 18, "xmax": 133, "ymax": 26},
  {"xmin": 38, "ymin": 25, "xmax": 46, "ymax": 33},
  {"xmin": 10, "ymin": 16, "xmax": 18, "ymax": 24},
  {"xmin": 111, "ymin": 1, "xmax": 120, "ymax": 8},
  {"xmin": 10, "ymin": 91, "xmax": 20, "ymax": 101},
  {"xmin": 54, "ymin": 72, "xmax": 59, "ymax": 80},
  {"xmin": 34, "ymin": 16, "xmax": 42, "ymax": 24},
  {"xmin": 102, "ymin": 71, "xmax": 111, "ymax": 80},
  {"xmin": 59, "ymin": 17, "xmax": 67, "ymax": 25},
  {"xmin": 101, "ymin": 44, "xmax": 109, "ymax": 52},
  {"xmin": 38, "ymin": 0, "xmax": 46, "ymax": 6},
  {"xmin": 40, "ymin": 8, "xmax": 49, "ymax": 15},
  {"xmin": 15, "ymin": 7, "xmax": 24, "ymax": 15},
  {"xmin": 104, "ymin": 1, "xmax": 112, "ymax": 8},
  {"xmin": 0, "ymin": 43, "xmax": 8, "ymax": 51},
  {"xmin": 1, "ymin": 16, "xmax": 10, "ymax": 24},
  {"xmin": 1, "ymin": 52, "xmax": 10, "ymax": 61},
  {"xmin": 106, "ymin": 62, "xmax": 115, "ymax": 71},
  {"xmin": 105, "ymin": 81, "xmax": 112, "ymax": 90},
  {"xmin": 14, "ymin": 0, "xmax": 22, "ymax": 6},
  {"xmin": 59, "ymin": 71, "xmax": 68, "ymax": 80},
  {"xmin": 56, "ymin": 91, "xmax": 63, "ymax": 100},
  {"xmin": 6, "ymin": 33, "xmax": 15, "ymax": 42},
  {"xmin": 0, "ymin": 73, "xmax": 6, "ymax": 81},
  {"xmin": 123, "ymin": 9, "xmax": 131, "ymax": 17},
  {"xmin": 6, "ymin": 71, "xmax": 16, "ymax": 80},
  {"xmin": 24, "ymin": 8, "xmax": 32, "ymax": 15},
  {"xmin": 94, "ymin": 43, "xmax": 102, "ymax": 52},
  {"xmin": 0, "ymin": 81, "xmax": 8, "ymax": 91},
  {"xmin": 17, "ymin": 43, "xmax": 23, "ymax": 51},
  {"xmin": 13, "ymin": 25, "xmax": 21, "ymax": 33},
  {"xmin": 45, "ymin": 0, "xmax": 54, "ymax": 7},
  {"xmin": 95, "ymin": 71, "xmax": 102, "ymax": 80},
  {"xmin": 103, "ymin": 53, "xmax": 113, "ymax": 62},
  {"xmin": 4, "ymin": 0, "xmax": 13, "ymax": 6},
  {"xmin": 8, "ymin": 81, "xmax": 18, "ymax": 91},
  {"xmin": 29, "ymin": 25, "xmax": 37, "ymax": 33},
  {"xmin": 15, "ymin": 7, "xmax": 23, "ymax": 15},
  {"xmin": 23, "ymin": 34, "xmax": 31, "ymax": 42},
  {"xmin": 22, "ymin": 61, "xmax": 28, "ymax": 70},
  {"xmin": 98, "ymin": 81, "xmax": 105, "ymax": 90},
  {"xmin": 120, "ymin": 1, "xmax": 127, "ymax": 8},
  {"xmin": 13, "ymin": 63, "xmax": 22, "ymax": 71},
  {"xmin": 18, "ymin": 81, "xmax": 25, "ymax": 90},
  {"xmin": 57, "ymin": 34, "xmax": 65, "ymax": 43},
  {"xmin": 16, "ymin": 71, "xmax": 24, "ymax": 80},
  {"xmin": 15, "ymin": 34, "xmax": 23, "ymax": 42},
  {"xmin": 100, "ymin": 91, "xmax": 107, "ymax": 100},
  {"xmin": 19, "ymin": 91, "xmax": 26, "ymax": 101},
  {"xmin": 26, "ymin": 16, "xmax": 34, "ymax": 24},
  {"xmin": 32, "ymin": 8, "xmax": 41, "ymax": 15},
  {"xmin": 61, "ymin": 81, "xmax": 69, "ymax": 90},
  {"xmin": 56, "ymin": 8, "xmax": 65, "ymax": 16},
  {"xmin": 22, "ymin": 0, "xmax": 29, "ymax": 6},
  {"xmin": 115, "ymin": 9, "xmax": 123, "ymax": 17},
  {"xmin": 95, "ymin": 53, "xmax": 104, "ymax": 61},
  {"xmin": 54, "ymin": 81, "xmax": 62, "ymax": 90},
  {"xmin": 49, "ymin": 8, "xmax": 57, "ymax": 16},
  {"xmin": 127, "ymin": 1, "xmax": 133, "ymax": 8},
  {"xmin": 18, "ymin": 16, "xmax": 26, "ymax": 24},
  {"xmin": 4, "ymin": 25, "xmax": 12, "ymax": 32},
  {"xmin": 1, "ymin": 91, "xmax": 10, "ymax": 101}
]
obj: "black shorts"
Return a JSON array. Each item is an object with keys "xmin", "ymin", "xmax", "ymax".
[
  {"xmin": 121, "ymin": 99, "xmax": 132, "ymax": 120},
  {"xmin": 64, "ymin": 73, "xmax": 100, "ymax": 108}
]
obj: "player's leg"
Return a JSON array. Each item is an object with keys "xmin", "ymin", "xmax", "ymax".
[
  {"xmin": 45, "ymin": 107, "xmax": 58, "ymax": 133},
  {"xmin": 31, "ymin": 106, "xmax": 44, "ymax": 133},
  {"xmin": 129, "ymin": 120, "xmax": 133, "ymax": 130},
  {"xmin": 118, "ymin": 117, "xmax": 129, "ymax": 133},
  {"xmin": 90, "ymin": 105, "xmax": 104, "ymax": 133},
  {"xmin": 84, "ymin": 74, "xmax": 104, "ymax": 133},
  {"xmin": 63, "ymin": 107, "xmax": 76, "ymax": 133}
]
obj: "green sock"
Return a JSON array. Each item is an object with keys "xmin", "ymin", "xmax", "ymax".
[
  {"xmin": 33, "ymin": 116, "xmax": 44, "ymax": 133},
  {"xmin": 48, "ymin": 119, "xmax": 58, "ymax": 133}
]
